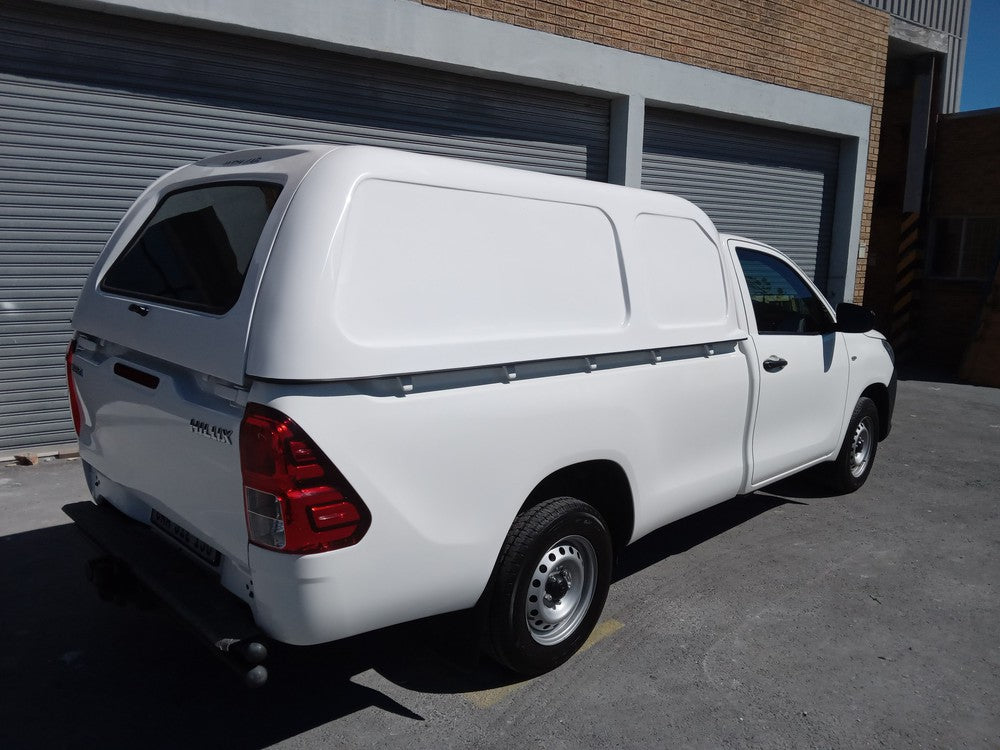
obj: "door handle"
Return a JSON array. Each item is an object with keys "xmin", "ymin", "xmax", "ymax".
[{"xmin": 763, "ymin": 356, "xmax": 788, "ymax": 372}]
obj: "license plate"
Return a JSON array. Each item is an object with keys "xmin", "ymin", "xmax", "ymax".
[{"xmin": 150, "ymin": 509, "xmax": 222, "ymax": 567}]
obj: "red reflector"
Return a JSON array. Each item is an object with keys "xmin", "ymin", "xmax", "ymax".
[
  {"xmin": 308, "ymin": 500, "xmax": 359, "ymax": 531},
  {"xmin": 241, "ymin": 412, "xmax": 287, "ymax": 478},
  {"xmin": 287, "ymin": 486, "xmax": 345, "ymax": 507},
  {"xmin": 288, "ymin": 440, "xmax": 316, "ymax": 463},
  {"xmin": 65, "ymin": 338, "xmax": 82, "ymax": 436},
  {"xmin": 290, "ymin": 462, "xmax": 324, "ymax": 483}
]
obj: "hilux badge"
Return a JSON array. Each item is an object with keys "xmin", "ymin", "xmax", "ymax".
[{"xmin": 189, "ymin": 418, "xmax": 233, "ymax": 445}]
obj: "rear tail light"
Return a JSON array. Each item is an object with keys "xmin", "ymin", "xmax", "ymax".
[
  {"xmin": 239, "ymin": 403, "xmax": 370, "ymax": 554},
  {"xmin": 65, "ymin": 337, "xmax": 82, "ymax": 436}
]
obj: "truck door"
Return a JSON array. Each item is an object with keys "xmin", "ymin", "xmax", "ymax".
[{"xmin": 732, "ymin": 243, "xmax": 849, "ymax": 484}]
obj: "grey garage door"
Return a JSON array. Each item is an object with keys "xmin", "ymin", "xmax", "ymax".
[
  {"xmin": 0, "ymin": 1, "xmax": 610, "ymax": 452},
  {"xmin": 642, "ymin": 109, "xmax": 840, "ymax": 288}
]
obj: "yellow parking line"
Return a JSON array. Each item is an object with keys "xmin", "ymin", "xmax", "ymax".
[
  {"xmin": 464, "ymin": 680, "xmax": 525, "ymax": 709},
  {"xmin": 578, "ymin": 618, "xmax": 624, "ymax": 653},
  {"xmin": 464, "ymin": 619, "xmax": 624, "ymax": 708}
]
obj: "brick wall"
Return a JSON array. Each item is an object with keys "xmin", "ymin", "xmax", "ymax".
[
  {"xmin": 933, "ymin": 110, "xmax": 1000, "ymax": 386},
  {"xmin": 421, "ymin": 0, "xmax": 889, "ymax": 302},
  {"xmin": 931, "ymin": 109, "xmax": 1000, "ymax": 217},
  {"xmin": 961, "ymin": 261, "xmax": 1000, "ymax": 387}
]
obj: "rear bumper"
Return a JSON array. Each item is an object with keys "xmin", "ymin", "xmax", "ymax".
[{"xmin": 63, "ymin": 500, "xmax": 269, "ymax": 687}]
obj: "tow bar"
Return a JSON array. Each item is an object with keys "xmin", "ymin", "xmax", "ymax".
[{"xmin": 65, "ymin": 502, "xmax": 269, "ymax": 688}]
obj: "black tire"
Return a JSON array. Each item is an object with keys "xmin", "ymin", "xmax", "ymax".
[
  {"xmin": 484, "ymin": 496, "xmax": 612, "ymax": 676},
  {"xmin": 823, "ymin": 396, "xmax": 880, "ymax": 494}
]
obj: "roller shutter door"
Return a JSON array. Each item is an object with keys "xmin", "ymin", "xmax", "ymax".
[
  {"xmin": 642, "ymin": 109, "xmax": 839, "ymax": 288},
  {"xmin": 0, "ymin": 1, "xmax": 609, "ymax": 452}
]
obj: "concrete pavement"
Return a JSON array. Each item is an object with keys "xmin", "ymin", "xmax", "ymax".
[{"xmin": 1, "ymin": 377, "xmax": 997, "ymax": 749}]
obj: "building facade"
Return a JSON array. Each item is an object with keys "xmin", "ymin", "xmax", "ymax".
[
  {"xmin": 856, "ymin": 0, "xmax": 981, "ymax": 374},
  {"xmin": 0, "ymin": 0, "xmax": 969, "ymax": 452},
  {"xmin": 931, "ymin": 109, "xmax": 1000, "ymax": 386}
]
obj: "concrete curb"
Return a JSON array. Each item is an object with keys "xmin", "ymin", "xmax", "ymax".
[{"xmin": 0, "ymin": 443, "xmax": 80, "ymax": 465}]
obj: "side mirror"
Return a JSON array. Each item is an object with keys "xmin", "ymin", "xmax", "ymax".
[{"xmin": 835, "ymin": 303, "xmax": 875, "ymax": 333}]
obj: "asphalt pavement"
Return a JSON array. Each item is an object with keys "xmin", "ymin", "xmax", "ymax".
[{"xmin": 1, "ymin": 377, "xmax": 997, "ymax": 749}]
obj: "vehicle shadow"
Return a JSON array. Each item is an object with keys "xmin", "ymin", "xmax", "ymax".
[
  {"xmin": 0, "ymin": 479, "xmax": 829, "ymax": 749},
  {"xmin": 0, "ymin": 523, "xmax": 430, "ymax": 750},
  {"xmin": 612, "ymin": 484, "xmax": 815, "ymax": 582}
]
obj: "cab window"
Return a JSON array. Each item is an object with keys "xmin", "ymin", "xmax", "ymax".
[{"xmin": 736, "ymin": 247, "xmax": 833, "ymax": 334}]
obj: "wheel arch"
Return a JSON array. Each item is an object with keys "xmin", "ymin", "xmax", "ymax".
[
  {"xmin": 859, "ymin": 382, "xmax": 891, "ymax": 441},
  {"xmin": 519, "ymin": 459, "xmax": 634, "ymax": 553}
]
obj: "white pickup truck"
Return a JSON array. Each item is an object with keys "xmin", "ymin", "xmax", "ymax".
[{"xmin": 64, "ymin": 145, "xmax": 895, "ymax": 685}]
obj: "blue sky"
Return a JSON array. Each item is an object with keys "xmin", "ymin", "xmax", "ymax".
[{"xmin": 960, "ymin": 0, "xmax": 1000, "ymax": 111}]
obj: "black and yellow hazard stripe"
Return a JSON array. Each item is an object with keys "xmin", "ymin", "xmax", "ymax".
[{"xmin": 891, "ymin": 212, "xmax": 921, "ymax": 360}]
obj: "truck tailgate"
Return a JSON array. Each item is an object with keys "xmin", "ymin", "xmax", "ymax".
[{"xmin": 72, "ymin": 335, "xmax": 249, "ymax": 569}]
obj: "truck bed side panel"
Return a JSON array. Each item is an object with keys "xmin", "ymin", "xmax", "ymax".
[{"xmin": 246, "ymin": 347, "xmax": 749, "ymax": 645}]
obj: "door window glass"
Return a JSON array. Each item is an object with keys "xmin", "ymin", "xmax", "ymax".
[{"xmin": 736, "ymin": 247, "xmax": 833, "ymax": 334}]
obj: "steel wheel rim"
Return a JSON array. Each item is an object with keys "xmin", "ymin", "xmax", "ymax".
[
  {"xmin": 849, "ymin": 416, "xmax": 875, "ymax": 478},
  {"xmin": 524, "ymin": 534, "xmax": 597, "ymax": 646}
]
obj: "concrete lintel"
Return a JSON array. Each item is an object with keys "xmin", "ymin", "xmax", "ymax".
[
  {"xmin": 46, "ymin": 0, "xmax": 871, "ymax": 140},
  {"xmin": 889, "ymin": 16, "xmax": 950, "ymax": 55}
]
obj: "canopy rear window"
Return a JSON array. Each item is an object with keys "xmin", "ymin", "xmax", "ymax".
[{"xmin": 101, "ymin": 182, "xmax": 282, "ymax": 314}]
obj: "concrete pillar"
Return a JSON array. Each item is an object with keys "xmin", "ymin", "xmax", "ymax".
[
  {"xmin": 904, "ymin": 55, "xmax": 936, "ymax": 213},
  {"xmin": 608, "ymin": 95, "xmax": 645, "ymax": 188},
  {"xmin": 827, "ymin": 136, "xmax": 862, "ymax": 305}
]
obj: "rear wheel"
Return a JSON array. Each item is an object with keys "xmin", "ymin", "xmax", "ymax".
[
  {"xmin": 823, "ymin": 396, "xmax": 879, "ymax": 494},
  {"xmin": 484, "ymin": 496, "xmax": 612, "ymax": 675}
]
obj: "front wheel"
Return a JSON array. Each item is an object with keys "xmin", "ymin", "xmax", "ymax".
[
  {"xmin": 484, "ymin": 497, "xmax": 612, "ymax": 676},
  {"xmin": 823, "ymin": 396, "xmax": 880, "ymax": 494}
]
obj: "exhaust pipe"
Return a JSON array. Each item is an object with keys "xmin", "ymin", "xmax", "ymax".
[
  {"xmin": 69, "ymin": 504, "xmax": 273, "ymax": 689},
  {"xmin": 216, "ymin": 638, "xmax": 269, "ymax": 688},
  {"xmin": 86, "ymin": 555, "xmax": 270, "ymax": 687}
]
